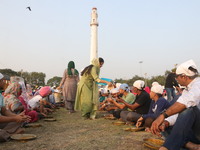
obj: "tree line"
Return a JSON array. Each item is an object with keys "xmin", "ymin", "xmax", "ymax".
[{"xmin": 0, "ymin": 68, "xmax": 172, "ymax": 88}]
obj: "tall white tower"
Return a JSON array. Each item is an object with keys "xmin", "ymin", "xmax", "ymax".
[{"xmin": 90, "ymin": 7, "xmax": 99, "ymax": 63}]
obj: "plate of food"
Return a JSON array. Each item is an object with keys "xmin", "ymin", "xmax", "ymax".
[
  {"xmin": 143, "ymin": 138, "xmax": 165, "ymax": 150},
  {"xmin": 104, "ymin": 116, "xmax": 116, "ymax": 120},
  {"xmin": 130, "ymin": 126, "xmax": 145, "ymax": 132},
  {"xmin": 123, "ymin": 127, "xmax": 131, "ymax": 131},
  {"xmin": 43, "ymin": 118, "xmax": 56, "ymax": 122},
  {"xmin": 25, "ymin": 123, "xmax": 42, "ymax": 128},
  {"xmin": 112, "ymin": 121, "xmax": 126, "ymax": 125},
  {"xmin": 10, "ymin": 134, "xmax": 37, "ymax": 141}
]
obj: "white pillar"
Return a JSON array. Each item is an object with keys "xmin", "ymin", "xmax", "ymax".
[{"xmin": 90, "ymin": 7, "xmax": 98, "ymax": 63}]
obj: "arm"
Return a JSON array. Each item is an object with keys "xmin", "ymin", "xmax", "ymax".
[
  {"xmin": 1, "ymin": 107, "xmax": 31, "ymax": 123},
  {"xmin": 108, "ymin": 98, "xmax": 126, "ymax": 109},
  {"xmin": 58, "ymin": 69, "xmax": 67, "ymax": 88},
  {"xmin": 151, "ymin": 102, "xmax": 186, "ymax": 136},
  {"xmin": 117, "ymin": 98, "xmax": 140, "ymax": 111},
  {"xmin": 91, "ymin": 66, "xmax": 112, "ymax": 86}
]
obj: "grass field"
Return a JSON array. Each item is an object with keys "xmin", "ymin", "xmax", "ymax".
[{"xmin": 1, "ymin": 108, "xmax": 160, "ymax": 150}]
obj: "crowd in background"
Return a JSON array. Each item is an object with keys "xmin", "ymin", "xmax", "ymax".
[{"xmin": 1, "ymin": 58, "xmax": 200, "ymax": 150}]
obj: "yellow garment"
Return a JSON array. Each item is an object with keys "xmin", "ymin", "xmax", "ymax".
[{"xmin": 75, "ymin": 58, "xmax": 101, "ymax": 119}]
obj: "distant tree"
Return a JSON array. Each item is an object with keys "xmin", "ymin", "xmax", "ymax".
[
  {"xmin": 165, "ymin": 70, "xmax": 171, "ymax": 76},
  {"xmin": 30, "ymin": 72, "xmax": 46, "ymax": 86},
  {"xmin": 148, "ymin": 75, "xmax": 166, "ymax": 86},
  {"xmin": 47, "ymin": 76, "xmax": 62, "ymax": 87},
  {"xmin": 0, "ymin": 69, "xmax": 19, "ymax": 76}
]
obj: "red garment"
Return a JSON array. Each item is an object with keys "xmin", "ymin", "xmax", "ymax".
[
  {"xmin": 18, "ymin": 96, "xmax": 38, "ymax": 123},
  {"xmin": 144, "ymin": 86, "xmax": 150, "ymax": 94}
]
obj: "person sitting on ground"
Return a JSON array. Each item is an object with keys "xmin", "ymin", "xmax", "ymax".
[
  {"xmin": 119, "ymin": 80, "xmax": 152, "ymax": 123},
  {"xmin": 151, "ymin": 59, "xmax": 200, "ymax": 150},
  {"xmin": 99, "ymin": 88, "xmax": 109, "ymax": 103},
  {"xmin": 28, "ymin": 86, "xmax": 52, "ymax": 117},
  {"xmin": 18, "ymin": 81, "xmax": 38, "ymax": 123},
  {"xmin": 4, "ymin": 82, "xmax": 24, "ymax": 113},
  {"xmin": 0, "ymin": 73, "xmax": 30, "ymax": 142},
  {"xmin": 106, "ymin": 83, "xmax": 136, "ymax": 119},
  {"xmin": 99, "ymin": 88, "xmax": 119, "ymax": 112},
  {"xmin": 136, "ymin": 84, "xmax": 170, "ymax": 131}
]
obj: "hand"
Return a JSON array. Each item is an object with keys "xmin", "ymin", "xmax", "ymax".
[
  {"xmin": 151, "ymin": 114, "xmax": 165, "ymax": 137},
  {"xmin": 107, "ymin": 82, "xmax": 113, "ymax": 87},
  {"xmin": 136, "ymin": 117, "xmax": 143, "ymax": 128},
  {"xmin": 159, "ymin": 120, "xmax": 169, "ymax": 132},
  {"xmin": 15, "ymin": 112, "xmax": 31, "ymax": 123},
  {"xmin": 106, "ymin": 98, "xmax": 113, "ymax": 103},
  {"xmin": 116, "ymin": 97, "xmax": 123, "ymax": 103}
]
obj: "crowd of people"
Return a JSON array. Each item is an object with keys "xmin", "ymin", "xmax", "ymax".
[
  {"xmin": 1, "ymin": 58, "xmax": 200, "ymax": 150},
  {"xmin": 0, "ymin": 74, "xmax": 63, "ymax": 142}
]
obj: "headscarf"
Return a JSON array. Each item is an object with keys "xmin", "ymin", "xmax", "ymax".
[
  {"xmin": 119, "ymin": 83, "xmax": 130, "ymax": 92},
  {"xmin": 91, "ymin": 58, "xmax": 100, "ymax": 75},
  {"xmin": 91, "ymin": 58, "xmax": 101, "ymax": 105},
  {"xmin": 4, "ymin": 82, "xmax": 21, "ymax": 97},
  {"xmin": 67, "ymin": 61, "xmax": 79, "ymax": 75},
  {"xmin": 39, "ymin": 86, "xmax": 51, "ymax": 97},
  {"xmin": 4, "ymin": 82, "xmax": 22, "ymax": 112},
  {"xmin": 0, "ymin": 73, "xmax": 4, "ymax": 80}
]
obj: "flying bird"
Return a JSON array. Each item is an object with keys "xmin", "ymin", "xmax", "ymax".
[{"xmin": 26, "ymin": 7, "xmax": 31, "ymax": 11}]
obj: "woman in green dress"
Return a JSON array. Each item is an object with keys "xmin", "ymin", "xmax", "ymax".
[{"xmin": 75, "ymin": 57, "xmax": 112, "ymax": 120}]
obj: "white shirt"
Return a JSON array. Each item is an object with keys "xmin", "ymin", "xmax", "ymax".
[
  {"xmin": 165, "ymin": 77, "xmax": 200, "ymax": 126},
  {"xmin": 177, "ymin": 77, "xmax": 200, "ymax": 108},
  {"xmin": 28, "ymin": 95, "xmax": 42, "ymax": 109}
]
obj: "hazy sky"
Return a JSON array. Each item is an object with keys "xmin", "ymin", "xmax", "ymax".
[{"xmin": 0, "ymin": 0, "xmax": 200, "ymax": 82}]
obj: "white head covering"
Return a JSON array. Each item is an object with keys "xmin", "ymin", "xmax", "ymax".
[
  {"xmin": 176, "ymin": 59, "xmax": 198, "ymax": 76},
  {"xmin": 152, "ymin": 81, "xmax": 159, "ymax": 86},
  {"xmin": 151, "ymin": 84, "xmax": 163, "ymax": 94},
  {"xmin": 115, "ymin": 83, "xmax": 122, "ymax": 89},
  {"xmin": 0, "ymin": 73, "xmax": 4, "ymax": 80},
  {"xmin": 133, "ymin": 80, "xmax": 145, "ymax": 90},
  {"xmin": 110, "ymin": 88, "xmax": 119, "ymax": 94}
]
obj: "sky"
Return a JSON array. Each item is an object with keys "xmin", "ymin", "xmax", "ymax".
[{"xmin": 0, "ymin": 0, "xmax": 200, "ymax": 82}]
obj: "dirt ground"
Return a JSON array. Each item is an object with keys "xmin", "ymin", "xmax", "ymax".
[{"xmin": 1, "ymin": 108, "xmax": 161, "ymax": 150}]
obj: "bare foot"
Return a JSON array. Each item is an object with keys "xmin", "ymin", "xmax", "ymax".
[{"xmin": 185, "ymin": 142, "xmax": 200, "ymax": 150}]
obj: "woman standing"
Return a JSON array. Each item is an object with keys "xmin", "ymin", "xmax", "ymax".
[
  {"xmin": 75, "ymin": 57, "xmax": 112, "ymax": 120},
  {"xmin": 58, "ymin": 61, "xmax": 79, "ymax": 114}
]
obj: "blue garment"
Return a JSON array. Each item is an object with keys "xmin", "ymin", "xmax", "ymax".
[
  {"xmin": 143, "ymin": 97, "xmax": 170, "ymax": 119},
  {"xmin": 163, "ymin": 107, "xmax": 200, "ymax": 150},
  {"xmin": 0, "ymin": 93, "xmax": 5, "ymax": 112},
  {"xmin": 166, "ymin": 88, "xmax": 176, "ymax": 102}
]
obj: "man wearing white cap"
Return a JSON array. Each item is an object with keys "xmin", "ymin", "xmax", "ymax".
[
  {"xmin": 136, "ymin": 84, "xmax": 170, "ymax": 129},
  {"xmin": 151, "ymin": 60, "xmax": 200, "ymax": 150},
  {"xmin": 119, "ymin": 80, "xmax": 151, "ymax": 123},
  {"xmin": 0, "ymin": 73, "xmax": 30, "ymax": 142}
]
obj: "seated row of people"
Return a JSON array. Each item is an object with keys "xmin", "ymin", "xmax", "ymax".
[
  {"xmin": 99, "ymin": 80, "xmax": 171, "ymax": 131},
  {"xmin": 0, "ymin": 74, "xmax": 61, "ymax": 142}
]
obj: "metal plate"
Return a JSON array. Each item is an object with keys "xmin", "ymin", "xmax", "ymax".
[
  {"xmin": 11, "ymin": 134, "xmax": 37, "ymax": 141},
  {"xmin": 143, "ymin": 138, "xmax": 164, "ymax": 150}
]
